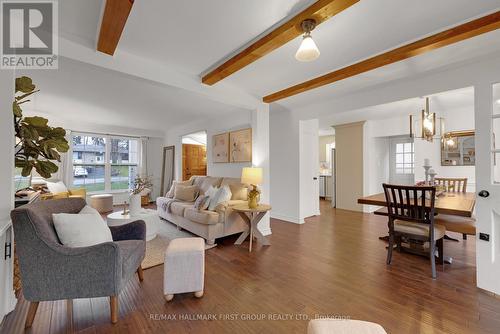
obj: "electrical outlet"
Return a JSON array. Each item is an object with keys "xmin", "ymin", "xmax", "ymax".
[{"xmin": 479, "ymin": 233, "xmax": 490, "ymax": 242}]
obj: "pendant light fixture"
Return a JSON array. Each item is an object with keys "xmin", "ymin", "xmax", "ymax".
[
  {"xmin": 409, "ymin": 97, "xmax": 445, "ymax": 143},
  {"xmin": 295, "ymin": 19, "xmax": 320, "ymax": 62}
]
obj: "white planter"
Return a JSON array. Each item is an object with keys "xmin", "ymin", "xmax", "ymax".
[{"xmin": 129, "ymin": 194, "xmax": 142, "ymax": 216}]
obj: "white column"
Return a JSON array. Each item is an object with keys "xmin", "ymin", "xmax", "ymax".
[
  {"xmin": 0, "ymin": 70, "xmax": 17, "ymax": 321},
  {"xmin": 252, "ymin": 103, "xmax": 271, "ymax": 235}
]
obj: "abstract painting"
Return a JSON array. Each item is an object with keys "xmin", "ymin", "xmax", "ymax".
[
  {"xmin": 229, "ymin": 128, "xmax": 252, "ymax": 163},
  {"xmin": 212, "ymin": 132, "xmax": 229, "ymax": 163}
]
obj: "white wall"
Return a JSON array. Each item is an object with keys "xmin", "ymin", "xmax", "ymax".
[
  {"xmin": 0, "ymin": 71, "xmax": 17, "ymax": 322},
  {"xmin": 165, "ymin": 111, "xmax": 253, "ymax": 180},
  {"xmin": 269, "ymin": 107, "xmax": 301, "ymax": 223},
  {"xmin": 299, "ymin": 119, "xmax": 320, "ymax": 219}
]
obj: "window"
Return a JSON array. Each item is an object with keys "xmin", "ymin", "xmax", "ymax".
[
  {"xmin": 110, "ymin": 138, "xmax": 139, "ymax": 191},
  {"xmin": 71, "ymin": 134, "xmax": 140, "ymax": 192},
  {"xmin": 14, "ymin": 167, "xmax": 30, "ymax": 191},
  {"xmin": 72, "ymin": 135, "xmax": 106, "ymax": 192},
  {"xmin": 395, "ymin": 142, "xmax": 414, "ymax": 174}
]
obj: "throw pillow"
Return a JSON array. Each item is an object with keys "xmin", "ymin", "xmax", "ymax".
[
  {"xmin": 193, "ymin": 195, "xmax": 210, "ymax": 211},
  {"xmin": 52, "ymin": 213, "xmax": 113, "ymax": 248},
  {"xmin": 166, "ymin": 180, "xmax": 192, "ymax": 198},
  {"xmin": 46, "ymin": 180, "xmax": 68, "ymax": 194},
  {"xmin": 79, "ymin": 205, "xmax": 103, "ymax": 219},
  {"xmin": 208, "ymin": 185, "xmax": 232, "ymax": 211},
  {"xmin": 174, "ymin": 185, "xmax": 199, "ymax": 202},
  {"xmin": 229, "ymin": 183, "xmax": 248, "ymax": 201}
]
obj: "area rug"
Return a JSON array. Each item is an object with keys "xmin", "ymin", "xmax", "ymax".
[{"xmin": 142, "ymin": 220, "xmax": 216, "ymax": 270}]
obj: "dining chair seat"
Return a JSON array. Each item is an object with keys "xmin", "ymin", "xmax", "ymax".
[
  {"xmin": 394, "ymin": 220, "xmax": 446, "ymax": 240},
  {"xmin": 435, "ymin": 215, "xmax": 476, "ymax": 236}
]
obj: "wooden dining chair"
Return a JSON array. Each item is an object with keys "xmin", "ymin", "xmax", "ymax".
[
  {"xmin": 382, "ymin": 184, "xmax": 445, "ymax": 279},
  {"xmin": 434, "ymin": 177, "xmax": 475, "ymax": 240},
  {"xmin": 434, "ymin": 178, "xmax": 467, "ymax": 193}
]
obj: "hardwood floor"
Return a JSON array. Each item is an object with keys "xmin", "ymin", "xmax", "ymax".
[{"xmin": 2, "ymin": 201, "xmax": 500, "ymax": 333}]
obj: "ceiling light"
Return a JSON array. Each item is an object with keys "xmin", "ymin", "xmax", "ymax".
[
  {"xmin": 496, "ymin": 99, "xmax": 500, "ymax": 105},
  {"xmin": 295, "ymin": 19, "xmax": 320, "ymax": 62}
]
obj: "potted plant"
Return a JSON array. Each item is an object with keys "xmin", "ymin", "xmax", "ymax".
[
  {"xmin": 14, "ymin": 76, "xmax": 69, "ymax": 179},
  {"xmin": 130, "ymin": 175, "xmax": 152, "ymax": 215}
]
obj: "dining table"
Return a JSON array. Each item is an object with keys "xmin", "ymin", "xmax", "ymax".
[
  {"xmin": 357, "ymin": 191, "xmax": 476, "ymax": 264},
  {"xmin": 357, "ymin": 191, "xmax": 476, "ymax": 217}
]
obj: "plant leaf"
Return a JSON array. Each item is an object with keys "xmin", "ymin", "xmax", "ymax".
[
  {"xmin": 15, "ymin": 76, "xmax": 35, "ymax": 93},
  {"xmin": 24, "ymin": 116, "xmax": 48, "ymax": 127}
]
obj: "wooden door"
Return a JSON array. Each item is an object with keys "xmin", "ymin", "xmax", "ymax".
[{"xmin": 182, "ymin": 144, "xmax": 207, "ymax": 181}]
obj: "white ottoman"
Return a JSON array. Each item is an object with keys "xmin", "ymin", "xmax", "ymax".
[
  {"xmin": 164, "ymin": 237, "xmax": 205, "ymax": 301},
  {"xmin": 308, "ymin": 319, "xmax": 387, "ymax": 334},
  {"xmin": 90, "ymin": 194, "xmax": 113, "ymax": 213}
]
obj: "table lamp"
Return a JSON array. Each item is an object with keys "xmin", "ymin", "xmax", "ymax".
[{"xmin": 241, "ymin": 167, "xmax": 263, "ymax": 208}]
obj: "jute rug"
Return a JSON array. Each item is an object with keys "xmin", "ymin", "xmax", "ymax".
[{"xmin": 142, "ymin": 220, "xmax": 216, "ymax": 270}]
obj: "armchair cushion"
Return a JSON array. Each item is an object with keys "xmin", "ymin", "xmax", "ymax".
[
  {"xmin": 52, "ymin": 212, "xmax": 112, "ymax": 247},
  {"xmin": 69, "ymin": 188, "xmax": 87, "ymax": 199}
]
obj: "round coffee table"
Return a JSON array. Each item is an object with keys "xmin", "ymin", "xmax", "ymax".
[{"xmin": 107, "ymin": 209, "xmax": 159, "ymax": 241}]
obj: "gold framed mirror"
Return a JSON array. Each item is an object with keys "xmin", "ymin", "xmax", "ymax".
[{"xmin": 441, "ymin": 130, "xmax": 475, "ymax": 166}]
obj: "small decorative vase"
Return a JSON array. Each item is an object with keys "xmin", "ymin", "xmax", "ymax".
[
  {"xmin": 247, "ymin": 185, "xmax": 260, "ymax": 209},
  {"xmin": 129, "ymin": 194, "xmax": 141, "ymax": 216}
]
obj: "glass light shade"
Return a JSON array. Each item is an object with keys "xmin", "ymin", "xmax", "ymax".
[
  {"xmin": 295, "ymin": 35, "xmax": 320, "ymax": 62},
  {"xmin": 241, "ymin": 167, "xmax": 263, "ymax": 185}
]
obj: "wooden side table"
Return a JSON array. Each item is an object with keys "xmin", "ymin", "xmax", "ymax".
[{"xmin": 233, "ymin": 204, "xmax": 271, "ymax": 252}]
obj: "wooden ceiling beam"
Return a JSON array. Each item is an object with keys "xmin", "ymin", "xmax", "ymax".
[
  {"xmin": 263, "ymin": 11, "xmax": 500, "ymax": 103},
  {"xmin": 97, "ymin": 0, "xmax": 134, "ymax": 56},
  {"xmin": 201, "ymin": 0, "xmax": 359, "ymax": 85}
]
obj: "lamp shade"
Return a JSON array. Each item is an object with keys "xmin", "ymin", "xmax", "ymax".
[
  {"xmin": 295, "ymin": 35, "xmax": 320, "ymax": 62},
  {"xmin": 241, "ymin": 167, "xmax": 263, "ymax": 185}
]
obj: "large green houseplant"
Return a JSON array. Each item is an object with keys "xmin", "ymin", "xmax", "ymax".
[{"xmin": 14, "ymin": 76, "xmax": 69, "ymax": 179}]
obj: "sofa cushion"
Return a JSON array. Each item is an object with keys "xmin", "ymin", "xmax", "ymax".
[
  {"xmin": 170, "ymin": 202, "xmax": 194, "ymax": 216},
  {"xmin": 208, "ymin": 185, "xmax": 232, "ymax": 211},
  {"xmin": 174, "ymin": 185, "xmax": 199, "ymax": 202},
  {"xmin": 194, "ymin": 195, "xmax": 210, "ymax": 211},
  {"xmin": 199, "ymin": 177, "xmax": 223, "ymax": 195},
  {"xmin": 166, "ymin": 180, "xmax": 192, "ymax": 198},
  {"xmin": 221, "ymin": 177, "xmax": 249, "ymax": 201},
  {"xmin": 46, "ymin": 180, "xmax": 68, "ymax": 194},
  {"xmin": 184, "ymin": 208, "xmax": 220, "ymax": 225}
]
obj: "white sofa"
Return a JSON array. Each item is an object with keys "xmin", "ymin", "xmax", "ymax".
[{"xmin": 156, "ymin": 176, "xmax": 248, "ymax": 245}]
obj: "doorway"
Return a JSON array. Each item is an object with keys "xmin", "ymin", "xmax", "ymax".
[
  {"xmin": 389, "ymin": 136, "xmax": 415, "ymax": 185},
  {"xmin": 181, "ymin": 131, "xmax": 207, "ymax": 181}
]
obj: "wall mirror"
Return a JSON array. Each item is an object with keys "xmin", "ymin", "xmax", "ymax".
[{"xmin": 441, "ymin": 130, "xmax": 475, "ymax": 166}]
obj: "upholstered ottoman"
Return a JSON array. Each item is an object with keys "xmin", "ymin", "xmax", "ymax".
[
  {"xmin": 90, "ymin": 194, "xmax": 113, "ymax": 213},
  {"xmin": 308, "ymin": 319, "xmax": 387, "ymax": 334},
  {"xmin": 164, "ymin": 237, "xmax": 205, "ymax": 301}
]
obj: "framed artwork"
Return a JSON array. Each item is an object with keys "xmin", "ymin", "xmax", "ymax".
[
  {"xmin": 229, "ymin": 128, "xmax": 252, "ymax": 163},
  {"xmin": 212, "ymin": 132, "xmax": 229, "ymax": 163}
]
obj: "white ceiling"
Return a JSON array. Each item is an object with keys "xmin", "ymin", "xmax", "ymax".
[
  {"xmin": 53, "ymin": 0, "xmax": 500, "ymax": 133},
  {"xmin": 20, "ymin": 57, "xmax": 247, "ymax": 134}
]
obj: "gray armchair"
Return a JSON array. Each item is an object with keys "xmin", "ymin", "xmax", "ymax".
[{"xmin": 10, "ymin": 198, "xmax": 146, "ymax": 327}]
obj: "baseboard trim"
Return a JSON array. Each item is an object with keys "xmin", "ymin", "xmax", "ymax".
[{"xmin": 270, "ymin": 213, "xmax": 304, "ymax": 224}]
